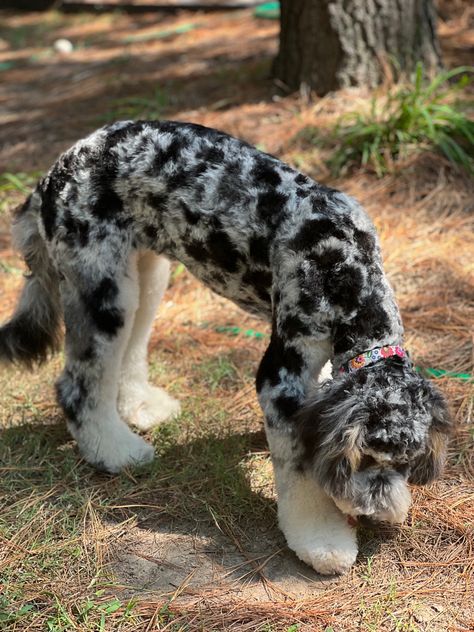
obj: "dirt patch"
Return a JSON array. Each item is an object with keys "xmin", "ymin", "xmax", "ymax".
[{"xmin": 112, "ymin": 525, "xmax": 338, "ymax": 602}]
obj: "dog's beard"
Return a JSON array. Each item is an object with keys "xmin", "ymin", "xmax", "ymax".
[{"xmin": 330, "ymin": 467, "xmax": 412, "ymax": 524}]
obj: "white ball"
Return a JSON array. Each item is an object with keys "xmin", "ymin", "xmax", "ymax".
[{"xmin": 53, "ymin": 39, "xmax": 74, "ymax": 54}]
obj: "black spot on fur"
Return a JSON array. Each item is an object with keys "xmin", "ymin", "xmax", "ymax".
[
  {"xmin": 206, "ymin": 231, "xmax": 242, "ymax": 273},
  {"xmin": 147, "ymin": 193, "xmax": 168, "ymax": 212},
  {"xmin": 91, "ymin": 185, "xmax": 124, "ymax": 221},
  {"xmin": 90, "ymin": 305, "xmax": 124, "ymax": 336},
  {"xmin": 242, "ymin": 269, "xmax": 272, "ymax": 302},
  {"xmin": 143, "ymin": 224, "xmax": 157, "ymax": 242},
  {"xmin": 153, "ymin": 136, "xmax": 187, "ymax": 171},
  {"xmin": 354, "ymin": 228, "xmax": 376, "ymax": 254},
  {"xmin": 367, "ymin": 401, "xmax": 392, "ymax": 429},
  {"xmin": 333, "ymin": 300, "xmax": 391, "ymax": 355},
  {"xmin": 324, "ymin": 264, "xmax": 364, "ymax": 313},
  {"xmin": 353, "ymin": 228, "xmax": 376, "ymax": 265},
  {"xmin": 256, "ymin": 344, "xmax": 279, "ymax": 392},
  {"xmin": 216, "ymin": 173, "xmax": 244, "ymax": 206},
  {"xmin": 63, "ymin": 211, "xmax": 90, "ymax": 248},
  {"xmin": 79, "ymin": 344, "xmax": 97, "ymax": 362},
  {"xmin": 168, "ymin": 168, "xmax": 191, "ymax": 191},
  {"xmin": 191, "ymin": 163, "xmax": 209, "ymax": 178},
  {"xmin": 56, "ymin": 371, "xmax": 88, "ymax": 424},
  {"xmin": 289, "ymin": 218, "xmax": 347, "ymax": 252},
  {"xmin": 298, "ymin": 292, "xmax": 318, "ymax": 315},
  {"xmin": 275, "ymin": 394, "xmax": 300, "ymax": 418},
  {"xmin": 180, "ymin": 201, "xmax": 200, "ymax": 225},
  {"xmin": 256, "ymin": 191, "xmax": 288, "ymax": 226},
  {"xmin": 83, "ymin": 278, "xmax": 124, "ymax": 336},
  {"xmin": 185, "ymin": 240, "xmax": 209, "ymax": 263},
  {"xmin": 309, "ymin": 247, "xmax": 345, "ymax": 270},
  {"xmin": 295, "ymin": 263, "xmax": 323, "ymax": 314},
  {"xmin": 294, "ymin": 173, "xmax": 308, "ymax": 185},
  {"xmin": 40, "ymin": 177, "xmax": 58, "ymax": 240},
  {"xmin": 252, "ymin": 159, "xmax": 282, "ymax": 187},
  {"xmin": 296, "ymin": 188, "xmax": 309, "ymax": 199},
  {"xmin": 256, "ymin": 336, "xmax": 304, "ymax": 393},
  {"xmin": 281, "ymin": 315, "xmax": 311, "ymax": 337},
  {"xmin": 249, "ymin": 235, "xmax": 270, "ymax": 266},
  {"xmin": 196, "ymin": 145, "xmax": 225, "ymax": 163},
  {"xmin": 225, "ymin": 160, "xmax": 242, "ymax": 176}
]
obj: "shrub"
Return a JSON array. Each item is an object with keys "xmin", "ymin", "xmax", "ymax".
[{"xmin": 329, "ymin": 64, "xmax": 474, "ymax": 176}]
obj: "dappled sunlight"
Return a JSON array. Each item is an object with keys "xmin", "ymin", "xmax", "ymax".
[{"xmin": 0, "ymin": 2, "xmax": 473, "ymax": 630}]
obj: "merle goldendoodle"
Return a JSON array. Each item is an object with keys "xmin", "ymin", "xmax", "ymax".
[{"xmin": 0, "ymin": 121, "xmax": 451, "ymax": 574}]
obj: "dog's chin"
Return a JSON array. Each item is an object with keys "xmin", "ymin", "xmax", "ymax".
[{"xmin": 330, "ymin": 470, "xmax": 412, "ymax": 525}]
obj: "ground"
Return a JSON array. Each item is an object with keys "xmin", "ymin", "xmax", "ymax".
[{"xmin": 0, "ymin": 3, "xmax": 473, "ymax": 631}]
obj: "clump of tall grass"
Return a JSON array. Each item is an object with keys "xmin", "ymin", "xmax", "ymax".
[{"xmin": 329, "ymin": 64, "xmax": 474, "ymax": 176}]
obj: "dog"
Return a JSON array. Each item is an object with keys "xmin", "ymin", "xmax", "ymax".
[{"xmin": 0, "ymin": 120, "xmax": 451, "ymax": 575}]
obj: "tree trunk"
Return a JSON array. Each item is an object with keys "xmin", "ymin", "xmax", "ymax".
[
  {"xmin": 2, "ymin": 0, "xmax": 56, "ymax": 8},
  {"xmin": 274, "ymin": 0, "xmax": 442, "ymax": 95}
]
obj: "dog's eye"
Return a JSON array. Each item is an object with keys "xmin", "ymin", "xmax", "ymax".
[{"xmin": 359, "ymin": 454, "xmax": 377, "ymax": 470}]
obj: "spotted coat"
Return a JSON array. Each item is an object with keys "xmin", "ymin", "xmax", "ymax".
[{"xmin": 2, "ymin": 121, "xmax": 450, "ymax": 575}]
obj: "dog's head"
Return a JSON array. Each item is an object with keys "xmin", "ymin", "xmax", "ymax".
[{"xmin": 295, "ymin": 357, "xmax": 451, "ymax": 523}]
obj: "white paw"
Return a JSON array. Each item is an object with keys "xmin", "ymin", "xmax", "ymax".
[
  {"xmin": 272, "ymin": 453, "xmax": 358, "ymax": 575},
  {"xmin": 69, "ymin": 416, "xmax": 155, "ymax": 473},
  {"xmin": 119, "ymin": 384, "xmax": 181, "ymax": 431},
  {"xmin": 291, "ymin": 537, "xmax": 358, "ymax": 575}
]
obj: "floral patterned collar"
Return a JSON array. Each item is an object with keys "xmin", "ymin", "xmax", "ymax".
[{"xmin": 339, "ymin": 345, "xmax": 409, "ymax": 374}]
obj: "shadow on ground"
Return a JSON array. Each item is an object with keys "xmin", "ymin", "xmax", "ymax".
[{"xmin": 0, "ymin": 418, "xmax": 387, "ymax": 601}]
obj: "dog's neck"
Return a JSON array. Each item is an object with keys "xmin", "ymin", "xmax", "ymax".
[
  {"xmin": 337, "ymin": 345, "xmax": 409, "ymax": 375},
  {"xmin": 331, "ymin": 280, "xmax": 404, "ymax": 374}
]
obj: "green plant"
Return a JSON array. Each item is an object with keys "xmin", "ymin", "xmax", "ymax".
[
  {"xmin": 102, "ymin": 87, "xmax": 168, "ymax": 122},
  {"xmin": 329, "ymin": 64, "xmax": 474, "ymax": 176}
]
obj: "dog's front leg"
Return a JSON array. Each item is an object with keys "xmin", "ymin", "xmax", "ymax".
[
  {"xmin": 269, "ymin": 434, "xmax": 358, "ymax": 575},
  {"xmin": 257, "ymin": 337, "xmax": 358, "ymax": 575}
]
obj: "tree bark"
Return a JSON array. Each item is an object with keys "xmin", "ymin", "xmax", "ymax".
[{"xmin": 274, "ymin": 0, "xmax": 442, "ymax": 95}]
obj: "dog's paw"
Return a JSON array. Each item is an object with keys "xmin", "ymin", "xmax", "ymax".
[
  {"xmin": 278, "ymin": 488, "xmax": 358, "ymax": 575},
  {"xmin": 292, "ymin": 538, "xmax": 358, "ymax": 575},
  {"xmin": 72, "ymin": 419, "xmax": 155, "ymax": 473},
  {"xmin": 103, "ymin": 432, "xmax": 155, "ymax": 473},
  {"xmin": 119, "ymin": 384, "xmax": 181, "ymax": 431}
]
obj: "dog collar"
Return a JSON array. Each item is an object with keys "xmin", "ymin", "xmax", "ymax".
[{"xmin": 339, "ymin": 345, "xmax": 409, "ymax": 374}]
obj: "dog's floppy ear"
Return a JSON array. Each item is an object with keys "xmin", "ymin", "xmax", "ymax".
[
  {"xmin": 294, "ymin": 378, "xmax": 365, "ymax": 498},
  {"xmin": 409, "ymin": 387, "xmax": 451, "ymax": 486}
]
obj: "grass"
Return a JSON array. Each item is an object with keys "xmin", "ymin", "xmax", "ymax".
[
  {"xmin": 0, "ymin": 172, "xmax": 42, "ymax": 215},
  {"xmin": 101, "ymin": 87, "xmax": 169, "ymax": 123},
  {"xmin": 0, "ymin": 347, "xmax": 275, "ymax": 631},
  {"xmin": 323, "ymin": 65, "xmax": 474, "ymax": 176},
  {"xmin": 0, "ymin": 4, "xmax": 473, "ymax": 630},
  {"xmin": 1, "ymin": 258, "xmax": 472, "ymax": 630}
]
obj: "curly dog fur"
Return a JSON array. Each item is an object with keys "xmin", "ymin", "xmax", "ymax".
[{"xmin": 0, "ymin": 121, "xmax": 451, "ymax": 574}]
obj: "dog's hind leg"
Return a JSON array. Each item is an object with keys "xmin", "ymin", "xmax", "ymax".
[
  {"xmin": 118, "ymin": 252, "xmax": 180, "ymax": 430},
  {"xmin": 56, "ymin": 248, "xmax": 154, "ymax": 473}
]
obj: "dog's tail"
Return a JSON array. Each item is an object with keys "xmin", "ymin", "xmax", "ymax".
[{"xmin": 0, "ymin": 188, "xmax": 61, "ymax": 366}]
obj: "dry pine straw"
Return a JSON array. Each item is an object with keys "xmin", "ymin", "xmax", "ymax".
[
  {"xmin": 0, "ymin": 136, "xmax": 473, "ymax": 632},
  {"xmin": 0, "ymin": 8, "xmax": 473, "ymax": 628},
  {"xmin": 134, "ymin": 172, "xmax": 474, "ymax": 629},
  {"xmin": 1, "ymin": 155, "xmax": 472, "ymax": 631}
]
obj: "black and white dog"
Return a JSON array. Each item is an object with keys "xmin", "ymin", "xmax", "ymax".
[{"xmin": 0, "ymin": 121, "xmax": 451, "ymax": 575}]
